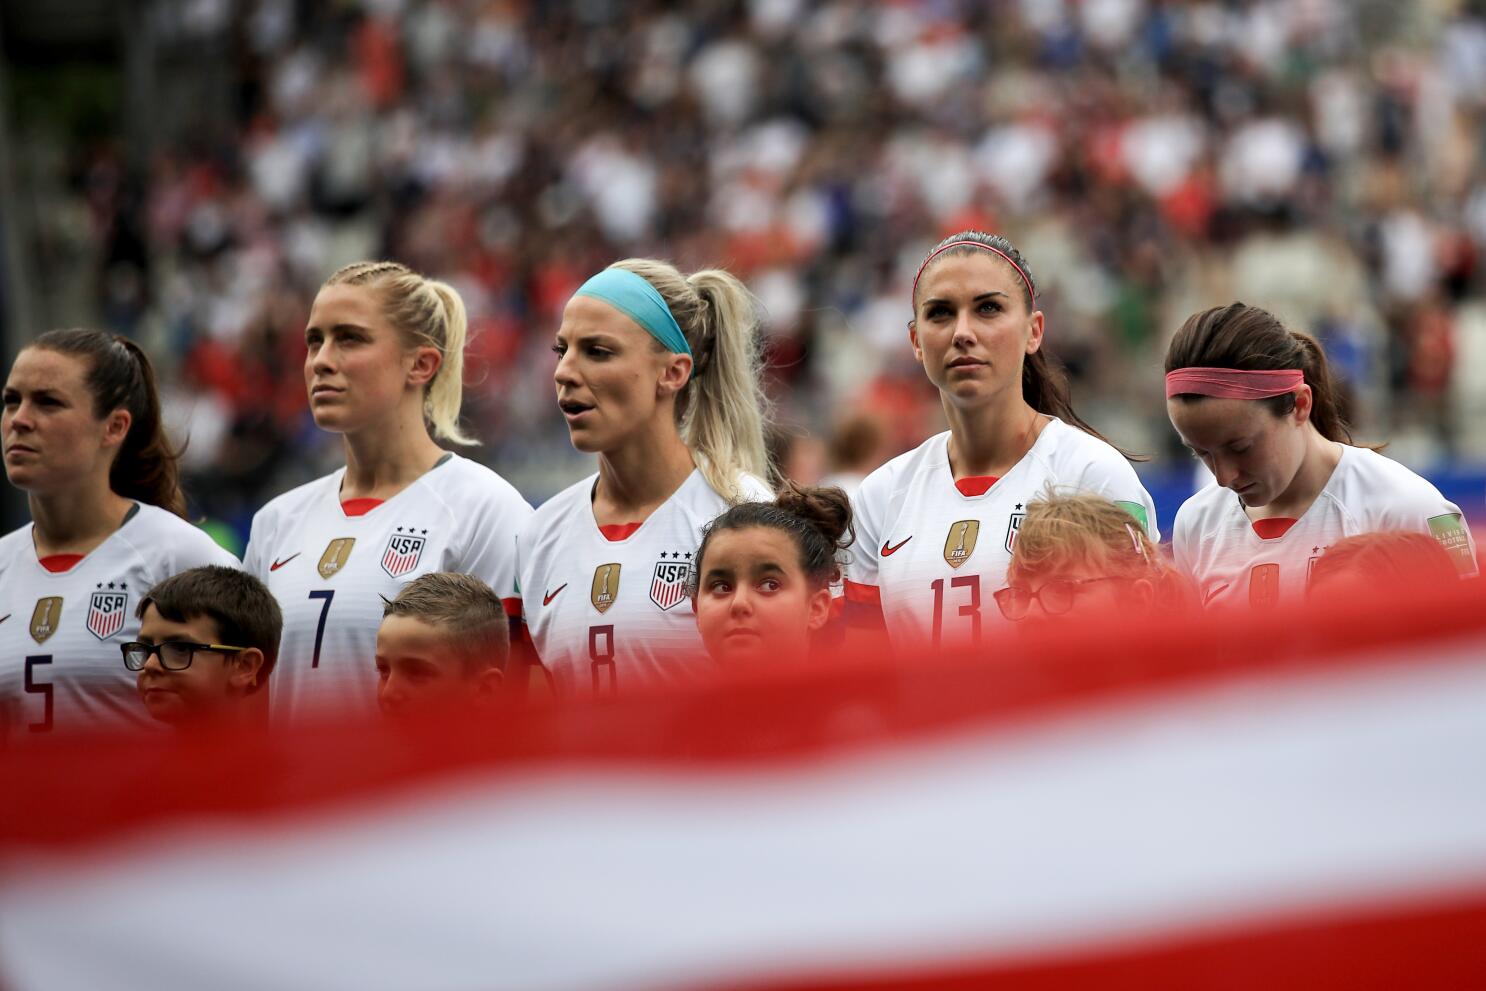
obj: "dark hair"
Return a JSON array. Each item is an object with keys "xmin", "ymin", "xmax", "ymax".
[
  {"xmin": 381, "ymin": 572, "xmax": 509, "ymax": 672},
  {"xmin": 912, "ymin": 231, "xmax": 1140, "ymax": 460},
  {"xmin": 136, "ymin": 566, "xmax": 283, "ymax": 694},
  {"xmin": 695, "ymin": 482, "xmax": 854, "ymax": 590},
  {"xmin": 30, "ymin": 329, "xmax": 186, "ymax": 516},
  {"xmin": 1165, "ymin": 302, "xmax": 1358, "ymax": 445}
]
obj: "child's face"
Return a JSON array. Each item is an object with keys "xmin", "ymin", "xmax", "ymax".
[
  {"xmin": 135, "ymin": 604, "xmax": 251, "ymax": 726},
  {"xmin": 693, "ymin": 526, "xmax": 832, "ymax": 668},
  {"xmin": 374, "ymin": 614, "xmax": 500, "ymax": 717}
]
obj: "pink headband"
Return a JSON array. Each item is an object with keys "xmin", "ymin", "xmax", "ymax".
[
  {"xmin": 912, "ymin": 240, "xmax": 1036, "ymax": 305},
  {"xmin": 1165, "ymin": 368, "xmax": 1304, "ymax": 399}
]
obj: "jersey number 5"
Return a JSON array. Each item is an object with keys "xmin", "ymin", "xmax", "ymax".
[{"xmin": 24, "ymin": 655, "xmax": 52, "ymax": 732}]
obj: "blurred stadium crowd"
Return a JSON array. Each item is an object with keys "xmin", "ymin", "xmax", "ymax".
[{"xmin": 13, "ymin": 0, "xmax": 1486, "ymax": 541}]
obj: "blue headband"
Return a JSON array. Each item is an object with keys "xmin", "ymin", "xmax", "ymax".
[{"xmin": 574, "ymin": 268, "xmax": 692, "ymax": 357}]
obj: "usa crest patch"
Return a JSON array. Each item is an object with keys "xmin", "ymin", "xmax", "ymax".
[
  {"xmin": 86, "ymin": 589, "xmax": 129, "ymax": 641},
  {"xmin": 650, "ymin": 559, "xmax": 690, "ymax": 611},
  {"xmin": 381, "ymin": 530, "xmax": 427, "ymax": 579}
]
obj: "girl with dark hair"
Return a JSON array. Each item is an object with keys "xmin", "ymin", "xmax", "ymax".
[
  {"xmin": 0, "ymin": 329, "xmax": 236, "ymax": 735},
  {"xmin": 691, "ymin": 482, "xmax": 852, "ymax": 668},
  {"xmin": 1166, "ymin": 302, "xmax": 1477, "ymax": 609},
  {"xmin": 843, "ymin": 231, "xmax": 1156, "ymax": 652}
]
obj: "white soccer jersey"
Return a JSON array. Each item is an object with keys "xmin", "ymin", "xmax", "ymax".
[
  {"xmin": 844, "ymin": 419, "xmax": 1157, "ymax": 652},
  {"xmin": 517, "ymin": 469, "xmax": 772, "ymax": 697},
  {"xmin": 0, "ymin": 504, "xmax": 238, "ymax": 737},
  {"xmin": 1173, "ymin": 445, "xmax": 1478, "ymax": 609},
  {"xmin": 245, "ymin": 454, "xmax": 532, "ymax": 722}
]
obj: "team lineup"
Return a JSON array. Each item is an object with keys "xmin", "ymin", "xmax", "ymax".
[{"xmin": 1, "ymin": 231, "xmax": 1477, "ymax": 735}]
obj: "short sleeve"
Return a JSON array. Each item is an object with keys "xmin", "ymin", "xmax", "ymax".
[
  {"xmin": 243, "ymin": 510, "xmax": 270, "ymax": 580},
  {"xmin": 1076, "ymin": 455, "xmax": 1160, "ymax": 543},
  {"xmin": 1371, "ymin": 486, "xmax": 1479, "ymax": 579},
  {"xmin": 454, "ymin": 486, "xmax": 534, "ymax": 613},
  {"xmin": 843, "ymin": 473, "xmax": 885, "ymax": 607}
]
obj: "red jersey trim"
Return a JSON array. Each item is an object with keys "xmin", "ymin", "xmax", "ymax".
[
  {"xmin": 1251, "ymin": 518, "xmax": 1298, "ymax": 540},
  {"xmin": 501, "ymin": 596, "xmax": 523, "ymax": 619},
  {"xmin": 842, "ymin": 579, "xmax": 881, "ymax": 605},
  {"xmin": 341, "ymin": 498, "xmax": 386, "ymax": 517},
  {"xmin": 955, "ymin": 475, "xmax": 999, "ymax": 497},
  {"xmin": 599, "ymin": 522, "xmax": 643, "ymax": 542},
  {"xmin": 37, "ymin": 553, "xmax": 85, "ymax": 573}
]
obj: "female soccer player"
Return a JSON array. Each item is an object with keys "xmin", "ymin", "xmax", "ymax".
[
  {"xmin": 517, "ymin": 259, "xmax": 771, "ymax": 696},
  {"xmin": 1166, "ymin": 302, "xmax": 1476, "ymax": 609},
  {"xmin": 692, "ymin": 483, "xmax": 851, "ymax": 668},
  {"xmin": 843, "ymin": 231, "xmax": 1156, "ymax": 652},
  {"xmin": 996, "ymin": 493, "xmax": 1193, "ymax": 627},
  {"xmin": 245, "ymin": 262, "xmax": 532, "ymax": 722},
  {"xmin": 0, "ymin": 329, "xmax": 237, "ymax": 735}
]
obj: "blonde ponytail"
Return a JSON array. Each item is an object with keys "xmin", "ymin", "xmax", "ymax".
[
  {"xmin": 610, "ymin": 259, "xmax": 770, "ymax": 502},
  {"xmin": 324, "ymin": 261, "xmax": 477, "ymax": 446}
]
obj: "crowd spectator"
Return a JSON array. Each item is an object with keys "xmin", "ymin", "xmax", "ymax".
[{"xmin": 20, "ymin": 0, "xmax": 1486, "ymax": 538}]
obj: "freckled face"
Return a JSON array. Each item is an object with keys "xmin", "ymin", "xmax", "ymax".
[
  {"xmin": 304, "ymin": 284, "xmax": 418, "ymax": 435},
  {"xmin": 1167, "ymin": 395, "xmax": 1307, "ymax": 508},
  {"xmin": 693, "ymin": 527, "xmax": 831, "ymax": 668},
  {"xmin": 552, "ymin": 295, "xmax": 687, "ymax": 454},
  {"xmin": 910, "ymin": 253, "xmax": 1043, "ymax": 410}
]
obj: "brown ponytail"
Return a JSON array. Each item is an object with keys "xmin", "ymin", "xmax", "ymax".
[
  {"xmin": 912, "ymin": 231, "xmax": 1142, "ymax": 461},
  {"xmin": 30, "ymin": 329, "xmax": 186, "ymax": 516},
  {"xmin": 1166, "ymin": 302, "xmax": 1361, "ymax": 445}
]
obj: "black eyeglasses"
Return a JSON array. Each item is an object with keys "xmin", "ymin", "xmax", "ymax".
[
  {"xmin": 121, "ymin": 640, "xmax": 249, "ymax": 672},
  {"xmin": 994, "ymin": 577, "xmax": 1125, "ymax": 621}
]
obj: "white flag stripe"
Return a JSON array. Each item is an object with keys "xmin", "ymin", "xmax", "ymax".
[{"xmin": 3, "ymin": 641, "xmax": 1484, "ymax": 991}]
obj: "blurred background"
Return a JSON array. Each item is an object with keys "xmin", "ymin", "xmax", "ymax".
[{"xmin": 2, "ymin": 0, "xmax": 1485, "ymax": 550}]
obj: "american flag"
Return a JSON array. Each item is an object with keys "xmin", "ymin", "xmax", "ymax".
[{"xmin": 3, "ymin": 583, "xmax": 1484, "ymax": 989}]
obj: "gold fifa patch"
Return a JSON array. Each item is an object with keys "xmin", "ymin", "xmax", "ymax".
[
  {"xmin": 943, "ymin": 520, "xmax": 980, "ymax": 569},
  {"xmin": 318, "ymin": 538, "xmax": 356, "ymax": 579},
  {"xmin": 591, "ymin": 563, "xmax": 621, "ymax": 614},
  {"xmin": 30, "ymin": 596, "xmax": 63, "ymax": 644}
]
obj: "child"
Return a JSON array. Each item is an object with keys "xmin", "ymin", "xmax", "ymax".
[
  {"xmin": 125, "ymin": 566, "xmax": 281, "ymax": 728},
  {"xmin": 999, "ymin": 492, "xmax": 1194, "ymax": 626},
  {"xmin": 374, "ymin": 572, "xmax": 508, "ymax": 716},
  {"xmin": 692, "ymin": 482, "xmax": 852, "ymax": 668}
]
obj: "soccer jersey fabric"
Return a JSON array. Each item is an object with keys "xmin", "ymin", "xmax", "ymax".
[
  {"xmin": 0, "ymin": 504, "xmax": 238, "ymax": 737},
  {"xmin": 245, "ymin": 454, "xmax": 532, "ymax": 722},
  {"xmin": 844, "ymin": 419, "xmax": 1157, "ymax": 651},
  {"xmin": 517, "ymin": 469, "xmax": 771, "ymax": 697},
  {"xmin": 1174, "ymin": 445, "xmax": 1478, "ymax": 609}
]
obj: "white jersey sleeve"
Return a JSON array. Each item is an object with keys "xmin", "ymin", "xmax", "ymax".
[
  {"xmin": 517, "ymin": 469, "xmax": 770, "ymax": 698},
  {"xmin": 843, "ymin": 420, "xmax": 1157, "ymax": 652},
  {"xmin": 1174, "ymin": 445, "xmax": 1477, "ymax": 610},
  {"xmin": 247, "ymin": 455, "xmax": 532, "ymax": 723},
  {"xmin": 0, "ymin": 504, "xmax": 239, "ymax": 737}
]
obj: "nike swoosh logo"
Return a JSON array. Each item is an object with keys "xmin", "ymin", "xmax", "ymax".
[
  {"xmin": 881, "ymin": 537, "xmax": 913, "ymax": 556},
  {"xmin": 270, "ymin": 553, "xmax": 301, "ymax": 572},
  {"xmin": 543, "ymin": 584, "xmax": 567, "ymax": 606},
  {"xmin": 1202, "ymin": 583, "xmax": 1230, "ymax": 605},
  {"xmin": 0, "ymin": 614, "xmax": 9, "ymax": 626}
]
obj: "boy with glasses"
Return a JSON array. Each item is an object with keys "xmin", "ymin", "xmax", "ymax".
[{"xmin": 122, "ymin": 566, "xmax": 282, "ymax": 728}]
